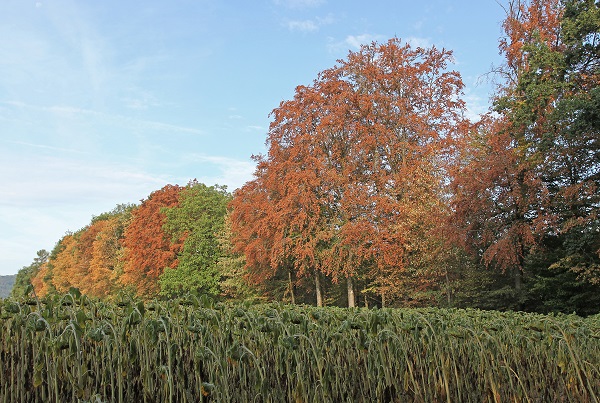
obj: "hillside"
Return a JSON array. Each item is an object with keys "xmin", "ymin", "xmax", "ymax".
[{"xmin": 0, "ymin": 275, "xmax": 16, "ymax": 298}]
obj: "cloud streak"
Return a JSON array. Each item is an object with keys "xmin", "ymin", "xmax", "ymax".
[
  {"xmin": 285, "ymin": 15, "xmax": 334, "ymax": 33},
  {"xmin": 1, "ymin": 101, "xmax": 205, "ymax": 136},
  {"xmin": 328, "ymin": 34, "xmax": 387, "ymax": 53},
  {"xmin": 7, "ymin": 140, "xmax": 89, "ymax": 155},
  {"xmin": 0, "ymin": 154, "xmax": 170, "ymax": 208},
  {"xmin": 274, "ymin": 0, "xmax": 324, "ymax": 9}
]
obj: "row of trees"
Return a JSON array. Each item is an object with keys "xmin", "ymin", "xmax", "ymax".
[
  {"xmin": 228, "ymin": 0, "xmax": 600, "ymax": 313},
  {"xmin": 13, "ymin": 182, "xmax": 233, "ymax": 301},
  {"xmin": 451, "ymin": 0, "xmax": 600, "ymax": 312},
  {"xmin": 12, "ymin": 0, "xmax": 600, "ymax": 314}
]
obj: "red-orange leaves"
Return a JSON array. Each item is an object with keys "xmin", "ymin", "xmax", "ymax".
[
  {"xmin": 231, "ymin": 38, "xmax": 468, "ymax": 305},
  {"xmin": 120, "ymin": 184, "xmax": 184, "ymax": 298},
  {"xmin": 497, "ymin": 0, "xmax": 563, "ymax": 93}
]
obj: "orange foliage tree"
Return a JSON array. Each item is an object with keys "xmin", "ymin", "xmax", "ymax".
[
  {"xmin": 450, "ymin": 0, "xmax": 600, "ymax": 304},
  {"xmin": 120, "ymin": 184, "xmax": 184, "ymax": 298},
  {"xmin": 449, "ymin": 115, "xmax": 541, "ymax": 296},
  {"xmin": 30, "ymin": 261, "xmax": 51, "ymax": 297},
  {"xmin": 87, "ymin": 205, "xmax": 134, "ymax": 298},
  {"xmin": 35, "ymin": 221, "xmax": 110, "ymax": 296},
  {"xmin": 44, "ymin": 233, "xmax": 79, "ymax": 294},
  {"xmin": 30, "ymin": 205, "xmax": 134, "ymax": 299},
  {"xmin": 87, "ymin": 217, "xmax": 120, "ymax": 297},
  {"xmin": 231, "ymin": 38, "xmax": 467, "ymax": 307}
]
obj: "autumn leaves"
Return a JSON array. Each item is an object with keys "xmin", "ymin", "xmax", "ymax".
[
  {"xmin": 30, "ymin": 184, "xmax": 231, "ymax": 300},
  {"xmin": 230, "ymin": 39, "xmax": 467, "ymax": 306},
  {"xmin": 27, "ymin": 0, "xmax": 600, "ymax": 310}
]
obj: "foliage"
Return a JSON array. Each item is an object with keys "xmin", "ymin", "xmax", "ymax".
[
  {"xmin": 120, "ymin": 185, "xmax": 183, "ymax": 299},
  {"xmin": 10, "ymin": 250, "xmax": 48, "ymax": 298},
  {"xmin": 231, "ymin": 38, "xmax": 467, "ymax": 307},
  {"xmin": 13, "ymin": 1, "xmax": 600, "ymax": 314},
  {"xmin": 0, "ymin": 294, "xmax": 599, "ymax": 402},
  {"xmin": 450, "ymin": 0, "xmax": 600, "ymax": 311},
  {"xmin": 215, "ymin": 212, "xmax": 262, "ymax": 302},
  {"xmin": 29, "ymin": 205, "xmax": 134, "ymax": 300},
  {"xmin": 158, "ymin": 181, "xmax": 231, "ymax": 298}
]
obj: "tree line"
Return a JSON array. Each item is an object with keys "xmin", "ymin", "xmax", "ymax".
[{"xmin": 12, "ymin": 0, "xmax": 600, "ymax": 315}]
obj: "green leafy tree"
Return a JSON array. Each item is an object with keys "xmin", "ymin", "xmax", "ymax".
[
  {"xmin": 452, "ymin": 0, "xmax": 600, "ymax": 313},
  {"xmin": 10, "ymin": 249, "xmax": 49, "ymax": 298},
  {"xmin": 216, "ymin": 212, "xmax": 262, "ymax": 302},
  {"xmin": 159, "ymin": 181, "xmax": 231, "ymax": 298}
]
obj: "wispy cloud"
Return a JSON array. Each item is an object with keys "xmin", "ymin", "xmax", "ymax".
[
  {"xmin": 7, "ymin": 140, "xmax": 89, "ymax": 155},
  {"xmin": 345, "ymin": 34, "xmax": 381, "ymax": 49},
  {"xmin": 463, "ymin": 88, "xmax": 492, "ymax": 122},
  {"xmin": 0, "ymin": 153, "xmax": 170, "ymax": 208},
  {"xmin": 286, "ymin": 19, "xmax": 319, "ymax": 32},
  {"xmin": 326, "ymin": 34, "xmax": 433, "ymax": 55},
  {"xmin": 2, "ymin": 101, "xmax": 204, "ymax": 136},
  {"xmin": 285, "ymin": 14, "xmax": 334, "ymax": 33},
  {"xmin": 273, "ymin": 0, "xmax": 324, "ymax": 9},
  {"xmin": 405, "ymin": 36, "xmax": 432, "ymax": 49},
  {"xmin": 121, "ymin": 90, "xmax": 161, "ymax": 111}
]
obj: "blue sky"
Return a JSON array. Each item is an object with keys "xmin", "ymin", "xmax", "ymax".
[{"xmin": 0, "ymin": 0, "xmax": 506, "ymax": 275}]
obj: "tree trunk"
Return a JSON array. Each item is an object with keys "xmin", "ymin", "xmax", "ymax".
[
  {"xmin": 445, "ymin": 271, "xmax": 452, "ymax": 305},
  {"xmin": 514, "ymin": 264, "xmax": 523, "ymax": 310},
  {"xmin": 288, "ymin": 270, "xmax": 295, "ymax": 305},
  {"xmin": 347, "ymin": 276, "xmax": 355, "ymax": 308},
  {"xmin": 315, "ymin": 272, "xmax": 323, "ymax": 307},
  {"xmin": 381, "ymin": 290, "xmax": 386, "ymax": 308},
  {"xmin": 514, "ymin": 267, "xmax": 522, "ymax": 292},
  {"xmin": 363, "ymin": 283, "xmax": 369, "ymax": 309}
]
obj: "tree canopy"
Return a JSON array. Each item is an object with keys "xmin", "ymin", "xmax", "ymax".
[
  {"xmin": 230, "ymin": 38, "xmax": 468, "ymax": 307},
  {"xmin": 159, "ymin": 181, "xmax": 231, "ymax": 298},
  {"xmin": 15, "ymin": 0, "xmax": 600, "ymax": 315}
]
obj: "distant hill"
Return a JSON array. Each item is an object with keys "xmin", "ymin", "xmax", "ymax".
[{"xmin": 0, "ymin": 275, "xmax": 16, "ymax": 298}]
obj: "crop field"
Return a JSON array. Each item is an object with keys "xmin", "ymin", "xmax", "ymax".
[{"xmin": 1, "ymin": 291, "xmax": 599, "ymax": 402}]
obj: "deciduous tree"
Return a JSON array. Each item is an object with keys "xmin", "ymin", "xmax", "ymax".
[
  {"xmin": 452, "ymin": 0, "xmax": 600, "ymax": 310},
  {"xmin": 120, "ymin": 184, "xmax": 183, "ymax": 298},
  {"xmin": 159, "ymin": 181, "xmax": 231, "ymax": 298},
  {"xmin": 11, "ymin": 249, "xmax": 49, "ymax": 298},
  {"xmin": 87, "ymin": 206, "xmax": 133, "ymax": 298},
  {"xmin": 231, "ymin": 38, "xmax": 467, "ymax": 307}
]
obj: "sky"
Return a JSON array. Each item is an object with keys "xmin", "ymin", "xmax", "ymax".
[{"xmin": 0, "ymin": 0, "xmax": 507, "ymax": 276}]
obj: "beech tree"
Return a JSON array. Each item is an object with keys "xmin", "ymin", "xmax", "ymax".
[
  {"xmin": 159, "ymin": 181, "xmax": 231, "ymax": 298},
  {"xmin": 49, "ymin": 233, "xmax": 84, "ymax": 294},
  {"xmin": 120, "ymin": 184, "xmax": 184, "ymax": 298},
  {"xmin": 231, "ymin": 38, "xmax": 467, "ymax": 307},
  {"xmin": 450, "ymin": 115, "xmax": 540, "ymax": 303},
  {"xmin": 452, "ymin": 0, "xmax": 600, "ymax": 311},
  {"xmin": 34, "ymin": 222, "xmax": 106, "ymax": 296},
  {"xmin": 28, "ymin": 205, "xmax": 134, "ymax": 299},
  {"xmin": 30, "ymin": 261, "xmax": 51, "ymax": 297}
]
